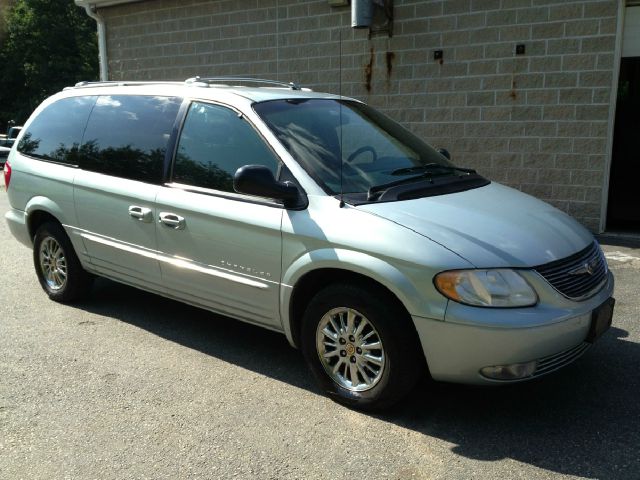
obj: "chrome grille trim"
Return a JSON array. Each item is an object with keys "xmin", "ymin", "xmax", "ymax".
[
  {"xmin": 532, "ymin": 342, "xmax": 591, "ymax": 378},
  {"xmin": 534, "ymin": 242, "xmax": 607, "ymax": 300}
]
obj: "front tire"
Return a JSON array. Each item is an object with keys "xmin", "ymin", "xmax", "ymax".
[
  {"xmin": 301, "ymin": 282, "xmax": 424, "ymax": 410},
  {"xmin": 33, "ymin": 221, "xmax": 93, "ymax": 302}
]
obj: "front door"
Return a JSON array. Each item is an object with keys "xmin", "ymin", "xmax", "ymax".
[{"xmin": 155, "ymin": 101, "xmax": 284, "ymax": 328}]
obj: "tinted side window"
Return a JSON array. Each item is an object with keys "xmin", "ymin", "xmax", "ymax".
[
  {"xmin": 81, "ymin": 95, "xmax": 181, "ymax": 183},
  {"xmin": 172, "ymin": 102, "xmax": 280, "ymax": 192},
  {"xmin": 18, "ymin": 96, "xmax": 96, "ymax": 165}
]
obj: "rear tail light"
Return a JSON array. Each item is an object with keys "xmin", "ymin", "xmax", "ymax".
[{"xmin": 3, "ymin": 161, "xmax": 11, "ymax": 191}]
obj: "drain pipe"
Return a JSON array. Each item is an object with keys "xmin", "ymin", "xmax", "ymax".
[{"xmin": 82, "ymin": 5, "xmax": 108, "ymax": 81}]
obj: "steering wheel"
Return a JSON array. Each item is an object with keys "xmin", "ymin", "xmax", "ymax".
[{"xmin": 346, "ymin": 145, "xmax": 377, "ymax": 164}]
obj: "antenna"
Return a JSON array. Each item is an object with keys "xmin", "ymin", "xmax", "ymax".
[
  {"xmin": 276, "ymin": 0, "xmax": 279, "ymax": 82},
  {"xmin": 338, "ymin": 26, "xmax": 345, "ymax": 208}
]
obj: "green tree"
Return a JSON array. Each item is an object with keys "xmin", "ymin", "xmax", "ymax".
[
  {"xmin": 0, "ymin": 1, "xmax": 15, "ymax": 44},
  {"xmin": 0, "ymin": 0, "xmax": 98, "ymax": 129}
]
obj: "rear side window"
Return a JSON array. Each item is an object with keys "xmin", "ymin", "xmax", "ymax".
[
  {"xmin": 81, "ymin": 95, "xmax": 181, "ymax": 183},
  {"xmin": 17, "ymin": 96, "xmax": 96, "ymax": 165},
  {"xmin": 172, "ymin": 102, "xmax": 280, "ymax": 192}
]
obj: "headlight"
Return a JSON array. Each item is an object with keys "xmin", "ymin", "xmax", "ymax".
[{"xmin": 434, "ymin": 269, "xmax": 537, "ymax": 307}]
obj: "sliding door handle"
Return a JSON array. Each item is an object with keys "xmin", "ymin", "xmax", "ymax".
[{"xmin": 128, "ymin": 206, "xmax": 153, "ymax": 223}]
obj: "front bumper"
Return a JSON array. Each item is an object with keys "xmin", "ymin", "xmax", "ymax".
[{"xmin": 413, "ymin": 271, "xmax": 615, "ymax": 385}]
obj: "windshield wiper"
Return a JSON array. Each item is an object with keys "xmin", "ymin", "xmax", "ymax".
[
  {"xmin": 367, "ymin": 174, "xmax": 433, "ymax": 201},
  {"xmin": 367, "ymin": 164, "xmax": 477, "ymax": 201},
  {"xmin": 390, "ymin": 163, "xmax": 476, "ymax": 176}
]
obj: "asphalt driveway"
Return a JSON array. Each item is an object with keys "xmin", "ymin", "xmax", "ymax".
[{"xmin": 1, "ymin": 179, "xmax": 638, "ymax": 479}]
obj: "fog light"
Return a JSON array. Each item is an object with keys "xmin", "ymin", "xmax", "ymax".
[{"xmin": 480, "ymin": 361, "xmax": 537, "ymax": 380}]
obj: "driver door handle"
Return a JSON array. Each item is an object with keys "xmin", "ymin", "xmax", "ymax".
[{"xmin": 159, "ymin": 212, "xmax": 186, "ymax": 230}]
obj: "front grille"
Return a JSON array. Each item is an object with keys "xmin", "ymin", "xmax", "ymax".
[
  {"xmin": 532, "ymin": 342, "xmax": 591, "ymax": 378},
  {"xmin": 534, "ymin": 242, "xmax": 607, "ymax": 300}
]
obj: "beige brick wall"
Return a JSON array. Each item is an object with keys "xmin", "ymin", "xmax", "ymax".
[{"xmin": 100, "ymin": 0, "xmax": 620, "ymax": 231}]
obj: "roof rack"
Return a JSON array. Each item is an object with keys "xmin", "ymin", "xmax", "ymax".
[
  {"xmin": 68, "ymin": 80, "xmax": 183, "ymax": 90},
  {"xmin": 185, "ymin": 76, "xmax": 302, "ymax": 91}
]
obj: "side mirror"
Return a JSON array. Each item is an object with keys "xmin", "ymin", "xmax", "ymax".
[
  {"xmin": 234, "ymin": 165, "xmax": 301, "ymax": 208},
  {"xmin": 437, "ymin": 148, "xmax": 451, "ymax": 160}
]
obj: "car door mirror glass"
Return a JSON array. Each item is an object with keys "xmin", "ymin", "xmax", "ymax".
[{"xmin": 234, "ymin": 165, "xmax": 300, "ymax": 207}]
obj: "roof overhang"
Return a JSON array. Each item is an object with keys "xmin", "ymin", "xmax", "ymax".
[{"xmin": 75, "ymin": 0, "xmax": 144, "ymax": 8}]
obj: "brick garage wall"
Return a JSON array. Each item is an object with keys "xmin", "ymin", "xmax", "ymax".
[{"xmin": 100, "ymin": 0, "xmax": 620, "ymax": 231}]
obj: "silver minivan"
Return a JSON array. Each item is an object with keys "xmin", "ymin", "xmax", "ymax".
[{"xmin": 3, "ymin": 78, "xmax": 615, "ymax": 410}]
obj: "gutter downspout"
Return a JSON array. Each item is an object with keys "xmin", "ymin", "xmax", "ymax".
[{"xmin": 83, "ymin": 5, "xmax": 108, "ymax": 81}]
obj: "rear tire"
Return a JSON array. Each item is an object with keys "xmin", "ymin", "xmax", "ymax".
[
  {"xmin": 33, "ymin": 221, "xmax": 93, "ymax": 302},
  {"xmin": 300, "ymin": 282, "xmax": 424, "ymax": 411}
]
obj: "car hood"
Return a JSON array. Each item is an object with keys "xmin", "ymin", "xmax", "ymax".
[{"xmin": 357, "ymin": 182, "xmax": 594, "ymax": 268}]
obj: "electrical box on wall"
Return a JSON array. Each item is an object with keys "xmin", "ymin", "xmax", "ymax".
[
  {"xmin": 352, "ymin": 0, "xmax": 374, "ymax": 28},
  {"xmin": 351, "ymin": 0, "xmax": 394, "ymax": 37}
]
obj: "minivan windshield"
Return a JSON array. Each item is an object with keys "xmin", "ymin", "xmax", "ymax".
[{"xmin": 253, "ymin": 99, "xmax": 487, "ymax": 202}]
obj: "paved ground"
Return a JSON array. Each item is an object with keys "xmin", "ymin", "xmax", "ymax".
[{"xmin": 1, "ymin": 180, "xmax": 639, "ymax": 479}]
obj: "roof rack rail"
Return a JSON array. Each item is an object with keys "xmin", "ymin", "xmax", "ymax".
[
  {"xmin": 69, "ymin": 80, "xmax": 183, "ymax": 89},
  {"xmin": 185, "ymin": 76, "xmax": 302, "ymax": 91}
]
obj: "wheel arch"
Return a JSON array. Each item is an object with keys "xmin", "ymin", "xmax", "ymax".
[
  {"xmin": 27, "ymin": 209, "xmax": 62, "ymax": 242},
  {"xmin": 281, "ymin": 249, "xmax": 424, "ymax": 349},
  {"xmin": 24, "ymin": 196, "xmax": 69, "ymax": 242}
]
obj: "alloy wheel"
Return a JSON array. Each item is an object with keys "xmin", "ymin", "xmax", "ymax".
[{"xmin": 316, "ymin": 307, "xmax": 386, "ymax": 392}]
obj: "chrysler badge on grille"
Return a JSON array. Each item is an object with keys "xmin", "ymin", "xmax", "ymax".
[{"xmin": 568, "ymin": 257, "xmax": 599, "ymax": 276}]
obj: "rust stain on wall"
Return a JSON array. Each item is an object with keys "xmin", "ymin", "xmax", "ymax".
[
  {"xmin": 385, "ymin": 51, "xmax": 395, "ymax": 78},
  {"xmin": 365, "ymin": 47, "xmax": 375, "ymax": 93},
  {"xmin": 509, "ymin": 79, "xmax": 517, "ymax": 99}
]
